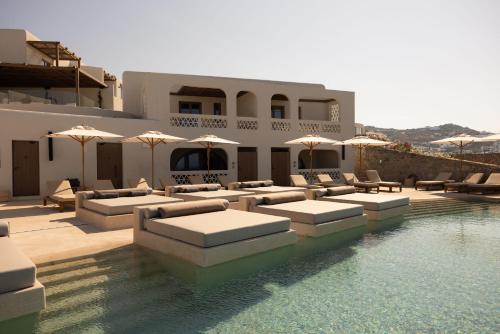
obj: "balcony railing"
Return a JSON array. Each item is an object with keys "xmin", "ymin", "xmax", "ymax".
[
  {"xmin": 271, "ymin": 119, "xmax": 291, "ymax": 131},
  {"xmin": 299, "ymin": 120, "xmax": 341, "ymax": 133},
  {"xmin": 169, "ymin": 114, "xmax": 227, "ymax": 129},
  {"xmin": 170, "ymin": 171, "xmax": 227, "ymax": 184},
  {"xmin": 236, "ymin": 117, "xmax": 258, "ymax": 130},
  {"xmin": 0, "ymin": 89, "xmax": 98, "ymax": 107}
]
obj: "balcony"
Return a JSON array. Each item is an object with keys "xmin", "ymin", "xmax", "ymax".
[
  {"xmin": 236, "ymin": 117, "xmax": 258, "ymax": 130},
  {"xmin": 298, "ymin": 120, "xmax": 341, "ymax": 133},
  {"xmin": 169, "ymin": 114, "xmax": 227, "ymax": 129}
]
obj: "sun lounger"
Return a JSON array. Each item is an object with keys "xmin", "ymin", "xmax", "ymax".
[
  {"xmin": 188, "ymin": 175, "xmax": 205, "ymax": 185},
  {"xmin": 316, "ymin": 174, "xmax": 339, "ymax": 187},
  {"xmin": 228, "ymin": 180, "xmax": 307, "ymax": 194},
  {"xmin": 342, "ymin": 173, "xmax": 380, "ymax": 193},
  {"xmin": 76, "ymin": 188, "xmax": 182, "ymax": 230},
  {"xmin": 128, "ymin": 177, "xmax": 165, "ymax": 195},
  {"xmin": 289, "ymin": 175, "xmax": 323, "ymax": 189},
  {"xmin": 0, "ymin": 221, "xmax": 45, "ymax": 322},
  {"xmin": 366, "ymin": 170, "xmax": 402, "ymax": 192},
  {"xmin": 415, "ymin": 172, "xmax": 453, "ymax": 191},
  {"xmin": 160, "ymin": 177, "xmax": 177, "ymax": 189},
  {"xmin": 166, "ymin": 184, "xmax": 252, "ymax": 209},
  {"xmin": 240, "ymin": 191, "xmax": 367, "ymax": 237},
  {"xmin": 466, "ymin": 173, "xmax": 500, "ymax": 194},
  {"xmin": 306, "ymin": 186, "xmax": 409, "ymax": 221},
  {"xmin": 43, "ymin": 180, "xmax": 75, "ymax": 212},
  {"xmin": 444, "ymin": 173, "xmax": 484, "ymax": 193},
  {"xmin": 216, "ymin": 175, "xmax": 231, "ymax": 189},
  {"xmin": 93, "ymin": 179, "xmax": 115, "ymax": 190},
  {"xmin": 133, "ymin": 199, "xmax": 297, "ymax": 267}
]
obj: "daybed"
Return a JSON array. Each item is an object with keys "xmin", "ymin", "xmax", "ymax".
[
  {"xmin": 133, "ymin": 199, "xmax": 297, "ymax": 267},
  {"xmin": 0, "ymin": 221, "xmax": 45, "ymax": 322},
  {"xmin": 366, "ymin": 170, "xmax": 402, "ymax": 192},
  {"xmin": 166, "ymin": 183, "xmax": 253, "ymax": 210},
  {"xmin": 228, "ymin": 179, "xmax": 307, "ymax": 194},
  {"xmin": 76, "ymin": 188, "xmax": 182, "ymax": 230},
  {"xmin": 306, "ymin": 186, "xmax": 410, "ymax": 221},
  {"xmin": 414, "ymin": 172, "xmax": 453, "ymax": 191},
  {"xmin": 240, "ymin": 191, "xmax": 367, "ymax": 237},
  {"xmin": 444, "ymin": 173, "xmax": 484, "ymax": 193},
  {"xmin": 43, "ymin": 180, "xmax": 75, "ymax": 212}
]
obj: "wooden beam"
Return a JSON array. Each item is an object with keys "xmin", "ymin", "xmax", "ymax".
[{"xmin": 55, "ymin": 42, "xmax": 60, "ymax": 67}]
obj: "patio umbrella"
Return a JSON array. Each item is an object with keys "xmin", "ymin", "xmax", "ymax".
[
  {"xmin": 285, "ymin": 135, "xmax": 341, "ymax": 183},
  {"xmin": 477, "ymin": 134, "xmax": 500, "ymax": 142},
  {"xmin": 188, "ymin": 134, "xmax": 240, "ymax": 177},
  {"xmin": 46, "ymin": 125, "xmax": 122, "ymax": 188},
  {"xmin": 339, "ymin": 136, "xmax": 391, "ymax": 172},
  {"xmin": 123, "ymin": 131, "xmax": 186, "ymax": 189},
  {"xmin": 430, "ymin": 134, "xmax": 479, "ymax": 178}
]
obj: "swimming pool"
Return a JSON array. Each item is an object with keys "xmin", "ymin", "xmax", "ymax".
[{"xmin": 2, "ymin": 200, "xmax": 499, "ymax": 333}]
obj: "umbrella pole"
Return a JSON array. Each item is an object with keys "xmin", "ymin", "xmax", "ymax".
[
  {"xmin": 358, "ymin": 145, "xmax": 362, "ymax": 173},
  {"xmin": 81, "ymin": 140, "xmax": 85, "ymax": 189},
  {"xmin": 459, "ymin": 143, "xmax": 463, "ymax": 180},
  {"xmin": 309, "ymin": 146, "xmax": 313, "ymax": 184},
  {"xmin": 207, "ymin": 145, "xmax": 211, "ymax": 178},
  {"xmin": 151, "ymin": 143, "xmax": 155, "ymax": 189}
]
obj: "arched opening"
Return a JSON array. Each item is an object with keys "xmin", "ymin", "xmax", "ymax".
[
  {"xmin": 171, "ymin": 148, "xmax": 228, "ymax": 171},
  {"xmin": 298, "ymin": 149, "xmax": 339, "ymax": 169},
  {"xmin": 298, "ymin": 98, "xmax": 339, "ymax": 121},
  {"xmin": 170, "ymin": 86, "xmax": 227, "ymax": 115},
  {"xmin": 236, "ymin": 91, "xmax": 257, "ymax": 117},
  {"xmin": 271, "ymin": 94, "xmax": 289, "ymax": 119}
]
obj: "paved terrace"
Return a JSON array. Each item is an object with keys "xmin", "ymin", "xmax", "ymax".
[{"xmin": 1, "ymin": 188, "xmax": 498, "ymax": 265}]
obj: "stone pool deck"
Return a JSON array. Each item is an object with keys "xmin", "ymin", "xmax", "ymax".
[{"xmin": 1, "ymin": 188, "xmax": 498, "ymax": 265}]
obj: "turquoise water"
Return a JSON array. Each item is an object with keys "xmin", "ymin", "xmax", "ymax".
[{"xmin": 2, "ymin": 201, "xmax": 499, "ymax": 333}]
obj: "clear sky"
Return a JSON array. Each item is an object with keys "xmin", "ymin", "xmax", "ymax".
[{"xmin": 2, "ymin": 0, "xmax": 499, "ymax": 132}]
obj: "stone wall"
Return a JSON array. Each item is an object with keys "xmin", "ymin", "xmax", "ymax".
[
  {"xmin": 451, "ymin": 153, "xmax": 500, "ymax": 166},
  {"xmin": 361, "ymin": 147, "xmax": 500, "ymax": 183}
]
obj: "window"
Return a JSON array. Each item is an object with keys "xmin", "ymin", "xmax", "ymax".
[
  {"xmin": 179, "ymin": 102, "xmax": 202, "ymax": 114},
  {"xmin": 213, "ymin": 103, "xmax": 222, "ymax": 115},
  {"xmin": 171, "ymin": 148, "xmax": 228, "ymax": 171},
  {"xmin": 271, "ymin": 105, "xmax": 285, "ymax": 119},
  {"xmin": 298, "ymin": 106, "xmax": 302, "ymax": 119}
]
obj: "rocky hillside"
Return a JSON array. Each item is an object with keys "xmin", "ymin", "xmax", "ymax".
[{"xmin": 365, "ymin": 123, "xmax": 494, "ymax": 153}]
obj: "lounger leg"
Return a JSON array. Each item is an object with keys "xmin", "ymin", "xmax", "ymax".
[
  {"xmin": 59, "ymin": 203, "xmax": 64, "ymax": 212},
  {"xmin": 43, "ymin": 197, "xmax": 47, "ymax": 206},
  {"xmin": 389, "ymin": 186, "xmax": 392, "ymax": 192}
]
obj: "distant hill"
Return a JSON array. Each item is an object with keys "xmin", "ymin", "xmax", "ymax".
[{"xmin": 364, "ymin": 123, "xmax": 494, "ymax": 153}]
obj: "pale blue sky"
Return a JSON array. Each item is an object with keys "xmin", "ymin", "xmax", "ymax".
[{"xmin": 2, "ymin": 0, "xmax": 499, "ymax": 132}]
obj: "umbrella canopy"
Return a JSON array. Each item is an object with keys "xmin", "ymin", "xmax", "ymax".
[
  {"xmin": 339, "ymin": 136, "xmax": 391, "ymax": 172},
  {"xmin": 123, "ymin": 131, "xmax": 186, "ymax": 189},
  {"xmin": 431, "ymin": 134, "xmax": 481, "ymax": 178},
  {"xmin": 188, "ymin": 134, "xmax": 240, "ymax": 176},
  {"xmin": 46, "ymin": 125, "xmax": 122, "ymax": 188},
  {"xmin": 285, "ymin": 135, "xmax": 341, "ymax": 183},
  {"xmin": 475, "ymin": 134, "xmax": 500, "ymax": 142}
]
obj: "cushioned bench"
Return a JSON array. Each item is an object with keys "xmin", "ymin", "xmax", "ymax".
[
  {"xmin": 306, "ymin": 186, "xmax": 410, "ymax": 221},
  {"xmin": 240, "ymin": 191, "xmax": 367, "ymax": 237},
  {"xmin": 228, "ymin": 180, "xmax": 307, "ymax": 194},
  {"xmin": 76, "ymin": 189, "xmax": 182, "ymax": 230},
  {"xmin": 0, "ymin": 221, "xmax": 45, "ymax": 322},
  {"xmin": 133, "ymin": 199, "xmax": 297, "ymax": 267},
  {"xmin": 166, "ymin": 184, "xmax": 253, "ymax": 209}
]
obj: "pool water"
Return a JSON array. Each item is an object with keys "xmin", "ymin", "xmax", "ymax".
[{"xmin": 2, "ymin": 200, "xmax": 499, "ymax": 333}]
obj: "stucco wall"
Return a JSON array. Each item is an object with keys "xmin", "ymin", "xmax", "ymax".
[{"xmin": 362, "ymin": 147, "xmax": 500, "ymax": 182}]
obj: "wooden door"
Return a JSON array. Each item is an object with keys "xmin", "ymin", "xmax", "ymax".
[
  {"xmin": 238, "ymin": 147, "xmax": 258, "ymax": 181},
  {"xmin": 271, "ymin": 148, "xmax": 290, "ymax": 186},
  {"xmin": 97, "ymin": 143, "xmax": 123, "ymax": 188},
  {"xmin": 12, "ymin": 140, "xmax": 40, "ymax": 196}
]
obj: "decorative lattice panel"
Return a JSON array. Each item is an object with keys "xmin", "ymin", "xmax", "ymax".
[
  {"xmin": 299, "ymin": 122, "xmax": 321, "ymax": 133},
  {"xmin": 299, "ymin": 169, "xmax": 342, "ymax": 183},
  {"xmin": 172, "ymin": 173, "xmax": 227, "ymax": 184},
  {"xmin": 237, "ymin": 119, "xmax": 258, "ymax": 130},
  {"xmin": 170, "ymin": 116, "xmax": 199, "ymax": 128},
  {"xmin": 329, "ymin": 103, "xmax": 340, "ymax": 123},
  {"xmin": 322, "ymin": 123, "xmax": 341, "ymax": 133},
  {"xmin": 271, "ymin": 120, "xmax": 291, "ymax": 131},
  {"xmin": 201, "ymin": 118, "xmax": 227, "ymax": 129},
  {"xmin": 299, "ymin": 121, "xmax": 341, "ymax": 133}
]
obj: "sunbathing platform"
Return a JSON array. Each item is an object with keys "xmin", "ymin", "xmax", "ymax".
[
  {"xmin": 166, "ymin": 184, "xmax": 252, "ymax": 209},
  {"xmin": 228, "ymin": 180, "xmax": 307, "ymax": 194}
]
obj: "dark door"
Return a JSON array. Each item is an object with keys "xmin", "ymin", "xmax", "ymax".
[
  {"xmin": 97, "ymin": 142, "xmax": 123, "ymax": 188},
  {"xmin": 12, "ymin": 140, "xmax": 40, "ymax": 196},
  {"xmin": 238, "ymin": 147, "xmax": 258, "ymax": 181},
  {"xmin": 271, "ymin": 148, "xmax": 290, "ymax": 186}
]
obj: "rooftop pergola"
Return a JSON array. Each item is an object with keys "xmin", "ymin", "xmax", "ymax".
[{"xmin": 27, "ymin": 40, "xmax": 81, "ymax": 67}]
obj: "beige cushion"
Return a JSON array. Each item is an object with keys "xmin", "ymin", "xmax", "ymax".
[
  {"xmin": 378, "ymin": 181, "xmax": 401, "ymax": 187},
  {"xmin": 321, "ymin": 193, "xmax": 409, "ymax": 211},
  {"xmin": 463, "ymin": 173, "xmax": 483, "ymax": 184},
  {"xmin": 485, "ymin": 173, "xmax": 500, "ymax": 185},
  {"xmin": 83, "ymin": 195, "xmax": 181, "ymax": 216},
  {"xmin": 145, "ymin": 209, "xmax": 290, "ymax": 247},
  {"xmin": 317, "ymin": 174, "xmax": 334, "ymax": 184},
  {"xmin": 327, "ymin": 186, "xmax": 356, "ymax": 196},
  {"xmin": 158, "ymin": 199, "xmax": 229, "ymax": 218},
  {"xmin": 93, "ymin": 180, "xmax": 115, "ymax": 190},
  {"xmin": 342, "ymin": 173, "xmax": 358, "ymax": 185},
  {"xmin": 217, "ymin": 175, "xmax": 231, "ymax": 187},
  {"xmin": 128, "ymin": 177, "xmax": 150, "ymax": 189},
  {"xmin": 50, "ymin": 193, "xmax": 75, "ymax": 202},
  {"xmin": 246, "ymin": 186, "xmax": 306, "ymax": 194},
  {"xmin": 0, "ymin": 237, "xmax": 36, "ymax": 293},
  {"xmin": 366, "ymin": 170, "xmax": 382, "ymax": 183},
  {"xmin": 435, "ymin": 172, "xmax": 453, "ymax": 181},
  {"xmin": 416, "ymin": 180, "xmax": 445, "ymax": 186},
  {"xmin": 255, "ymin": 200, "xmax": 363, "ymax": 224},
  {"xmin": 46, "ymin": 180, "xmax": 73, "ymax": 196},
  {"xmin": 263, "ymin": 191, "xmax": 306, "ymax": 205},
  {"xmin": 174, "ymin": 189, "xmax": 250, "ymax": 202},
  {"xmin": 290, "ymin": 175, "xmax": 308, "ymax": 187}
]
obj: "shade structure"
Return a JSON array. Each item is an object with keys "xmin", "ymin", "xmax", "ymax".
[
  {"xmin": 430, "ymin": 134, "xmax": 480, "ymax": 178},
  {"xmin": 46, "ymin": 125, "xmax": 122, "ymax": 188},
  {"xmin": 339, "ymin": 136, "xmax": 391, "ymax": 172},
  {"xmin": 188, "ymin": 134, "xmax": 240, "ymax": 177},
  {"xmin": 123, "ymin": 131, "xmax": 186, "ymax": 189},
  {"xmin": 285, "ymin": 135, "xmax": 341, "ymax": 183},
  {"xmin": 476, "ymin": 134, "xmax": 500, "ymax": 142}
]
